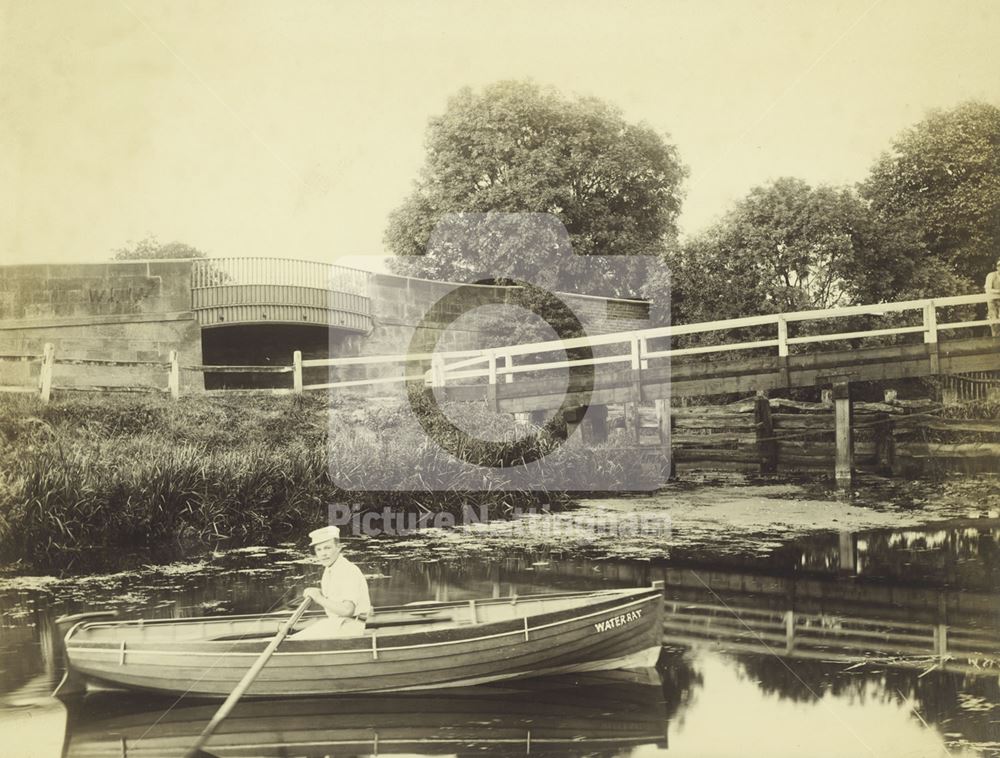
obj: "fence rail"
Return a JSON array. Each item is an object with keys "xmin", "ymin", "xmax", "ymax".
[
  {"xmin": 2, "ymin": 293, "xmax": 997, "ymax": 401},
  {"xmin": 420, "ymin": 292, "xmax": 994, "ymax": 389}
]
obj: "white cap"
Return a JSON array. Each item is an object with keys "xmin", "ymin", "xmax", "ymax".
[{"xmin": 309, "ymin": 526, "xmax": 340, "ymax": 546}]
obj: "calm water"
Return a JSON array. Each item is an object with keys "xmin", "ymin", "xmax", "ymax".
[{"xmin": 1, "ymin": 478, "xmax": 999, "ymax": 757}]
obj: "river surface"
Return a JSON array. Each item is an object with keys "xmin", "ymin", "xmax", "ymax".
[{"xmin": 1, "ymin": 476, "xmax": 999, "ymax": 757}]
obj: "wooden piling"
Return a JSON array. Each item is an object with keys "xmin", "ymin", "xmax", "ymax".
[
  {"xmin": 754, "ymin": 393, "xmax": 777, "ymax": 474},
  {"xmin": 873, "ymin": 412, "xmax": 895, "ymax": 475},
  {"xmin": 833, "ymin": 381, "xmax": 854, "ymax": 489},
  {"xmin": 838, "ymin": 531, "xmax": 855, "ymax": 573}
]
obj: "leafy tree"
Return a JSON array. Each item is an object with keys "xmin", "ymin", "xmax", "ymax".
[
  {"xmin": 861, "ymin": 101, "xmax": 1000, "ymax": 279},
  {"xmin": 112, "ymin": 236, "xmax": 207, "ymax": 260},
  {"xmin": 651, "ymin": 178, "xmax": 921, "ymax": 327},
  {"xmin": 385, "ymin": 81, "xmax": 687, "ymax": 298}
]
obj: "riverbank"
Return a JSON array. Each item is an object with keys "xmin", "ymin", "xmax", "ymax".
[
  {"xmin": 2, "ymin": 390, "xmax": 997, "ymax": 573},
  {"xmin": 0, "ymin": 393, "xmax": 660, "ymax": 571}
]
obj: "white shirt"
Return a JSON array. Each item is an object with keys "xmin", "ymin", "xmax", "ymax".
[{"xmin": 320, "ymin": 555, "xmax": 372, "ymax": 620}]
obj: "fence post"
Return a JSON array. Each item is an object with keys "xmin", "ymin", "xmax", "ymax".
[
  {"xmin": 487, "ymin": 352, "xmax": 497, "ymax": 385},
  {"xmin": 923, "ymin": 301, "xmax": 940, "ymax": 374},
  {"xmin": 777, "ymin": 317, "xmax": 789, "ymax": 357},
  {"xmin": 627, "ymin": 336, "xmax": 643, "ymax": 444},
  {"xmin": 431, "ymin": 355, "xmax": 445, "ymax": 388},
  {"xmin": 167, "ymin": 350, "xmax": 180, "ymax": 400},
  {"xmin": 655, "ymin": 398, "xmax": 674, "ymax": 479},
  {"xmin": 776, "ymin": 318, "xmax": 790, "ymax": 386},
  {"xmin": 503, "ymin": 354, "xmax": 513, "ymax": 384},
  {"xmin": 784, "ymin": 611, "xmax": 795, "ymax": 654},
  {"xmin": 922, "ymin": 302, "xmax": 938, "ymax": 344},
  {"xmin": 486, "ymin": 352, "xmax": 498, "ymax": 412},
  {"xmin": 39, "ymin": 343, "xmax": 55, "ymax": 404},
  {"xmin": 292, "ymin": 350, "xmax": 303, "ymax": 394}
]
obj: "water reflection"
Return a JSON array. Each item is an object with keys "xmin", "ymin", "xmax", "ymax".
[{"xmin": 63, "ymin": 671, "xmax": 668, "ymax": 757}]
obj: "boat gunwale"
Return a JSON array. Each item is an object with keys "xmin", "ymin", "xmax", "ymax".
[
  {"xmin": 68, "ymin": 587, "xmax": 638, "ymax": 633},
  {"xmin": 65, "ymin": 590, "xmax": 663, "ymax": 659}
]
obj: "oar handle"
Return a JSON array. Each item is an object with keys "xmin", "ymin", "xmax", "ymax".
[{"xmin": 185, "ymin": 596, "xmax": 313, "ymax": 758}]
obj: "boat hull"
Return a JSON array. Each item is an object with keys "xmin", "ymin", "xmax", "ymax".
[{"xmin": 62, "ymin": 588, "xmax": 664, "ymax": 698}]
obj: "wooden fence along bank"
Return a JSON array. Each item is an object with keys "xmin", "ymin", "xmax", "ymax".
[{"xmin": 2, "ymin": 291, "xmax": 999, "ymax": 484}]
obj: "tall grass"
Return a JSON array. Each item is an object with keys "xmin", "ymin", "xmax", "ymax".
[{"xmin": 0, "ymin": 392, "xmax": 653, "ymax": 571}]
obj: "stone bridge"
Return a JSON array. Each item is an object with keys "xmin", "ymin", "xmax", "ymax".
[{"xmin": 0, "ymin": 257, "xmax": 650, "ymax": 391}]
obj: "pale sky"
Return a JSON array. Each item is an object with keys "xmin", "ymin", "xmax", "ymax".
[{"xmin": 2, "ymin": 0, "xmax": 999, "ymax": 273}]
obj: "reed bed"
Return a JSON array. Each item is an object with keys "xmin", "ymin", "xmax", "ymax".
[{"xmin": 0, "ymin": 393, "xmax": 650, "ymax": 571}]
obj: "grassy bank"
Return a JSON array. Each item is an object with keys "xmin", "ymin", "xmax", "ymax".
[{"xmin": 0, "ymin": 393, "xmax": 655, "ymax": 571}]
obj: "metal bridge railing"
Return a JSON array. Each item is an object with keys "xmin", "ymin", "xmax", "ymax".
[{"xmin": 191, "ymin": 257, "xmax": 371, "ymax": 296}]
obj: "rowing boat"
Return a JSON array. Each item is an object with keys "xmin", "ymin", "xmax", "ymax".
[
  {"xmin": 62, "ymin": 669, "xmax": 668, "ymax": 757},
  {"xmin": 57, "ymin": 586, "xmax": 664, "ymax": 698}
]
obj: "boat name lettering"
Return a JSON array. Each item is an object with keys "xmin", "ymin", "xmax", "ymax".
[{"xmin": 593, "ymin": 609, "xmax": 642, "ymax": 633}]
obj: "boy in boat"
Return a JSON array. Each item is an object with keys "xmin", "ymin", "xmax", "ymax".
[{"xmin": 296, "ymin": 525, "xmax": 373, "ymax": 639}]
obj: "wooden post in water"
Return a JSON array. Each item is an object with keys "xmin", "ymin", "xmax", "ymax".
[
  {"xmin": 754, "ymin": 392, "xmax": 777, "ymax": 474},
  {"xmin": 833, "ymin": 380, "xmax": 854, "ymax": 489},
  {"xmin": 933, "ymin": 623, "xmax": 948, "ymax": 662},
  {"xmin": 874, "ymin": 412, "xmax": 895, "ymax": 475},
  {"xmin": 784, "ymin": 611, "xmax": 795, "ymax": 653},
  {"xmin": 38, "ymin": 343, "xmax": 55, "ymax": 404},
  {"xmin": 838, "ymin": 531, "xmax": 856, "ymax": 573}
]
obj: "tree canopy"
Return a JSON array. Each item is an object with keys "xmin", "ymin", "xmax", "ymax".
[
  {"xmin": 651, "ymin": 178, "xmax": 925, "ymax": 325},
  {"xmin": 385, "ymin": 81, "xmax": 686, "ymax": 297},
  {"xmin": 112, "ymin": 236, "xmax": 207, "ymax": 260},
  {"xmin": 861, "ymin": 101, "xmax": 1000, "ymax": 279}
]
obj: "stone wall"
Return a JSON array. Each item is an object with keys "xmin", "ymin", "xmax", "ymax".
[{"xmin": 0, "ymin": 260, "xmax": 202, "ymax": 392}]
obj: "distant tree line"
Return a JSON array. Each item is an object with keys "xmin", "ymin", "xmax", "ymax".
[
  {"xmin": 112, "ymin": 236, "xmax": 207, "ymax": 260},
  {"xmin": 385, "ymin": 82, "xmax": 1000, "ymax": 329}
]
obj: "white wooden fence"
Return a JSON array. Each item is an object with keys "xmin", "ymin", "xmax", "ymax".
[
  {"xmin": 0, "ymin": 293, "xmax": 995, "ymax": 401},
  {"xmin": 301, "ymin": 291, "xmax": 996, "ymax": 394}
]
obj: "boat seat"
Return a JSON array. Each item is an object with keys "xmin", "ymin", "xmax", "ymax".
[{"xmin": 207, "ymin": 614, "xmax": 454, "ymax": 641}]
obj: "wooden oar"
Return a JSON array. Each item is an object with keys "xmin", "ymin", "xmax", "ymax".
[{"xmin": 185, "ymin": 596, "xmax": 313, "ymax": 758}]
